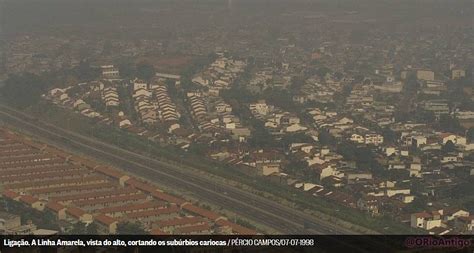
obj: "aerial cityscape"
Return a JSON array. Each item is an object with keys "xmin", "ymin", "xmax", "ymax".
[{"xmin": 0, "ymin": 0, "xmax": 473, "ymax": 238}]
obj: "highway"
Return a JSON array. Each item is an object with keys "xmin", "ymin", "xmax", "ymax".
[{"xmin": 0, "ymin": 104, "xmax": 362, "ymax": 235}]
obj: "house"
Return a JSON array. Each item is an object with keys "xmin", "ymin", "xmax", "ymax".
[
  {"xmin": 0, "ymin": 211, "xmax": 21, "ymax": 233},
  {"xmin": 454, "ymin": 216, "xmax": 473, "ymax": 233},
  {"xmin": 397, "ymin": 195, "xmax": 415, "ymax": 203},
  {"xmin": 384, "ymin": 146, "xmax": 397, "ymax": 156},
  {"xmin": 48, "ymin": 88, "xmax": 64, "ymax": 97},
  {"xmin": 441, "ymin": 155, "xmax": 458, "ymax": 163},
  {"xmin": 386, "ymin": 188, "xmax": 410, "ymax": 197},
  {"xmin": 428, "ymin": 227, "xmax": 451, "ymax": 235},
  {"xmin": 249, "ymin": 100, "xmax": 271, "ymax": 115},
  {"xmin": 443, "ymin": 209, "xmax": 469, "ymax": 222},
  {"xmin": 451, "ymin": 69, "xmax": 465, "ymax": 80},
  {"xmin": 357, "ymin": 196, "xmax": 380, "ymax": 216},
  {"xmin": 257, "ymin": 163, "xmax": 280, "ymax": 176},
  {"xmin": 101, "ymin": 65, "xmax": 120, "ymax": 80},
  {"xmin": 95, "ymin": 214, "xmax": 118, "ymax": 234},
  {"xmin": 365, "ymin": 134, "xmax": 384, "ymax": 146},
  {"xmin": 345, "ymin": 171, "xmax": 372, "ymax": 184},
  {"xmin": 73, "ymin": 99, "xmax": 90, "ymax": 111},
  {"xmin": 410, "ymin": 212, "xmax": 442, "ymax": 230},
  {"xmin": 311, "ymin": 163, "xmax": 337, "ymax": 181},
  {"xmin": 19, "ymin": 195, "xmax": 45, "ymax": 211},
  {"xmin": 141, "ymin": 110, "xmax": 158, "ymax": 124},
  {"xmin": 119, "ymin": 119, "xmax": 132, "ymax": 128},
  {"xmin": 350, "ymin": 134, "xmax": 364, "ymax": 144},
  {"xmin": 133, "ymin": 79, "xmax": 148, "ymax": 91},
  {"xmin": 285, "ymin": 124, "xmax": 307, "ymax": 133},
  {"xmin": 416, "ymin": 70, "xmax": 435, "ymax": 81},
  {"xmin": 440, "ymin": 133, "xmax": 466, "ymax": 145},
  {"xmin": 46, "ymin": 202, "xmax": 67, "ymax": 220},
  {"xmin": 168, "ymin": 123, "xmax": 181, "ymax": 133},
  {"xmin": 66, "ymin": 207, "xmax": 93, "ymax": 224},
  {"xmin": 215, "ymin": 103, "xmax": 232, "ymax": 113},
  {"xmin": 412, "ymin": 136, "xmax": 427, "ymax": 147}
]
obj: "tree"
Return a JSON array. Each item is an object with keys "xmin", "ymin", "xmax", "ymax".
[
  {"xmin": 466, "ymin": 127, "xmax": 474, "ymax": 142},
  {"xmin": 1, "ymin": 73, "xmax": 49, "ymax": 108},
  {"xmin": 188, "ymin": 142, "xmax": 208, "ymax": 156},
  {"xmin": 404, "ymin": 74, "xmax": 420, "ymax": 92},
  {"xmin": 333, "ymin": 72, "xmax": 344, "ymax": 81},
  {"xmin": 316, "ymin": 66, "xmax": 331, "ymax": 79},
  {"xmin": 279, "ymin": 132, "xmax": 314, "ymax": 148},
  {"xmin": 136, "ymin": 63, "xmax": 156, "ymax": 81},
  {"xmin": 248, "ymin": 120, "xmax": 275, "ymax": 148},
  {"xmin": 318, "ymin": 130, "xmax": 336, "ymax": 146},
  {"xmin": 289, "ymin": 76, "xmax": 305, "ymax": 94},
  {"xmin": 381, "ymin": 127, "xmax": 399, "ymax": 144},
  {"xmin": 67, "ymin": 222, "xmax": 98, "ymax": 235},
  {"xmin": 284, "ymin": 157, "xmax": 307, "ymax": 175},
  {"xmin": 438, "ymin": 114, "xmax": 463, "ymax": 133},
  {"xmin": 117, "ymin": 222, "xmax": 147, "ymax": 235},
  {"xmin": 262, "ymin": 88, "xmax": 296, "ymax": 112},
  {"xmin": 415, "ymin": 110, "xmax": 436, "ymax": 124},
  {"xmin": 117, "ymin": 60, "xmax": 136, "ymax": 79},
  {"xmin": 73, "ymin": 61, "xmax": 101, "ymax": 81},
  {"xmin": 354, "ymin": 146, "xmax": 376, "ymax": 169},
  {"xmin": 165, "ymin": 79, "xmax": 178, "ymax": 98}
]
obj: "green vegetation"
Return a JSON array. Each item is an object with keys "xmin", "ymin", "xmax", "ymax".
[
  {"xmin": 0, "ymin": 198, "xmax": 60, "ymax": 231},
  {"xmin": 467, "ymin": 127, "xmax": 474, "ymax": 143},
  {"xmin": 67, "ymin": 222, "xmax": 98, "ymax": 235},
  {"xmin": 438, "ymin": 114, "xmax": 464, "ymax": 133},
  {"xmin": 136, "ymin": 63, "xmax": 156, "ymax": 81},
  {"xmin": 1, "ymin": 73, "xmax": 49, "ymax": 108},
  {"xmin": 248, "ymin": 119, "xmax": 275, "ymax": 148},
  {"xmin": 234, "ymin": 217, "xmax": 257, "ymax": 230},
  {"xmin": 117, "ymin": 222, "xmax": 148, "ymax": 235}
]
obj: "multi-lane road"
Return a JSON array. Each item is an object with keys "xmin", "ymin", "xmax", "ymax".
[{"xmin": 0, "ymin": 104, "xmax": 364, "ymax": 235}]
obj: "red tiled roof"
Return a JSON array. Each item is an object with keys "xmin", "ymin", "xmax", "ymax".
[
  {"xmin": 181, "ymin": 204, "xmax": 221, "ymax": 221},
  {"xmin": 74, "ymin": 193, "xmax": 147, "ymax": 207},
  {"xmin": 174, "ymin": 223, "xmax": 211, "ymax": 234},
  {"xmin": 0, "ymin": 170, "xmax": 89, "ymax": 183},
  {"xmin": 52, "ymin": 187, "xmax": 138, "ymax": 203},
  {"xmin": 4, "ymin": 175, "xmax": 107, "ymax": 190},
  {"xmin": 413, "ymin": 212, "xmax": 432, "ymax": 218},
  {"xmin": 66, "ymin": 207, "xmax": 87, "ymax": 218},
  {"xmin": 439, "ymin": 133, "xmax": 455, "ymax": 139},
  {"xmin": 46, "ymin": 201, "xmax": 66, "ymax": 212},
  {"xmin": 93, "ymin": 166, "xmax": 126, "ymax": 180},
  {"xmin": 150, "ymin": 191, "xmax": 186, "ymax": 205},
  {"xmin": 0, "ymin": 165, "xmax": 83, "ymax": 178},
  {"xmin": 216, "ymin": 219, "xmax": 257, "ymax": 235},
  {"xmin": 2, "ymin": 189, "xmax": 20, "ymax": 199},
  {"xmin": 125, "ymin": 178, "xmax": 158, "ymax": 193},
  {"xmin": 95, "ymin": 214, "xmax": 117, "ymax": 226},
  {"xmin": 458, "ymin": 216, "xmax": 474, "ymax": 223},
  {"xmin": 0, "ymin": 158, "xmax": 65, "ymax": 170},
  {"xmin": 30, "ymin": 182, "xmax": 116, "ymax": 195},
  {"xmin": 97, "ymin": 201, "xmax": 166, "ymax": 215},
  {"xmin": 19, "ymin": 195, "xmax": 39, "ymax": 205},
  {"xmin": 126, "ymin": 206, "xmax": 180, "ymax": 219},
  {"xmin": 156, "ymin": 216, "xmax": 205, "ymax": 228},
  {"xmin": 150, "ymin": 228, "xmax": 169, "ymax": 235}
]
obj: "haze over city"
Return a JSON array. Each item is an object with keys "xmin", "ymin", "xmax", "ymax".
[{"xmin": 0, "ymin": 0, "xmax": 473, "ymax": 244}]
